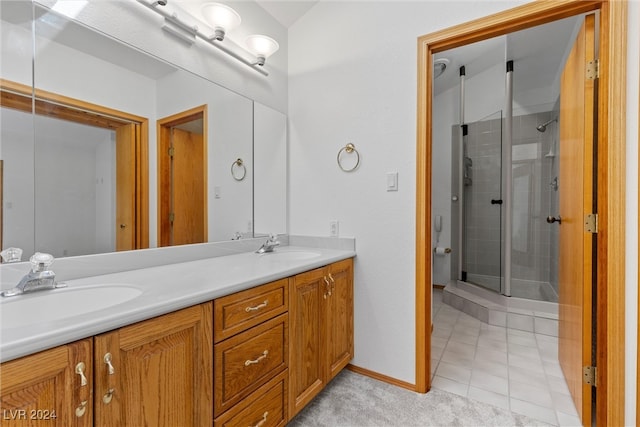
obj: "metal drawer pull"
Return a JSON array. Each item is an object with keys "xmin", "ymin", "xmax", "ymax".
[
  {"xmin": 328, "ymin": 273, "xmax": 335, "ymax": 294},
  {"xmin": 75, "ymin": 400, "xmax": 88, "ymax": 417},
  {"xmin": 103, "ymin": 388, "xmax": 115, "ymax": 404},
  {"xmin": 323, "ymin": 276, "xmax": 331, "ymax": 299},
  {"xmin": 251, "ymin": 411, "xmax": 269, "ymax": 427},
  {"xmin": 75, "ymin": 362, "xmax": 88, "ymax": 386},
  {"xmin": 244, "ymin": 350, "xmax": 268, "ymax": 366},
  {"xmin": 104, "ymin": 352, "xmax": 115, "ymax": 375},
  {"xmin": 245, "ymin": 300, "xmax": 268, "ymax": 312}
]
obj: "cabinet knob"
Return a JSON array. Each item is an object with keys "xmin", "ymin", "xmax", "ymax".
[
  {"xmin": 104, "ymin": 352, "xmax": 115, "ymax": 375},
  {"xmin": 75, "ymin": 362, "xmax": 88, "ymax": 386},
  {"xmin": 103, "ymin": 388, "xmax": 115, "ymax": 404},
  {"xmin": 328, "ymin": 273, "xmax": 335, "ymax": 295},
  {"xmin": 75, "ymin": 400, "xmax": 88, "ymax": 417},
  {"xmin": 323, "ymin": 276, "xmax": 331, "ymax": 299}
]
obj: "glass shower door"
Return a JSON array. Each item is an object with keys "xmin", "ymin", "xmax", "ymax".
[{"xmin": 462, "ymin": 111, "xmax": 503, "ymax": 294}]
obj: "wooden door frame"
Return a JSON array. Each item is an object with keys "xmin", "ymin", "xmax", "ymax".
[
  {"xmin": 157, "ymin": 105, "xmax": 208, "ymax": 247},
  {"xmin": 0, "ymin": 78, "xmax": 149, "ymax": 250},
  {"xmin": 415, "ymin": 1, "xmax": 627, "ymax": 425}
]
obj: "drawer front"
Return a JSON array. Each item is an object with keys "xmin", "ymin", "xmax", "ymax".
[
  {"xmin": 214, "ymin": 370, "xmax": 288, "ymax": 427},
  {"xmin": 215, "ymin": 314, "xmax": 288, "ymax": 416},
  {"xmin": 214, "ymin": 279, "xmax": 288, "ymax": 342}
]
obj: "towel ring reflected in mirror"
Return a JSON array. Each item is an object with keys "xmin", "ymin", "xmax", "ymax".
[
  {"xmin": 337, "ymin": 143, "xmax": 360, "ymax": 172},
  {"xmin": 231, "ymin": 158, "xmax": 246, "ymax": 181}
]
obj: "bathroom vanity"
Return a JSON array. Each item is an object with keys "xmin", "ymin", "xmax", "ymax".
[{"xmin": 0, "ymin": 244, "xmax": 355, "ymax": 426}]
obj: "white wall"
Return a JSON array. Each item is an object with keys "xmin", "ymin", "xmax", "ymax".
[
  {"xmin": 289, "ymin": 7, "xmax": 639, "ymax": 422},
  {"xmin": 288, "ymin": 0, "xmax": 530, "ymax": 384}
]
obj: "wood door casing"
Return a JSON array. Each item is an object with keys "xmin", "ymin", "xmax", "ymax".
[
  {"xmin": 93, "ymin": 303, "xmax": 213, "ymax": 427},
  {"xmin": 157, "ymin": 105, "xmax": 207, "ymax": 247},
  {"xmin": 0, "ymin": 339, "xmax": 93, "ymax": 427},
  {"xmin": 416, "ymin": 5, "xmax": 627, "ymax": 424},
  {"xmin": 558, "ymin": 14, "xmax": 595, "ymax": 426}
]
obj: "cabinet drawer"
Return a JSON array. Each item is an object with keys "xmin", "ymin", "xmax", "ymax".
[
  {"xmin": 214, "ymin": 314, "xmax": 288, "ymax": 416},
  {"xmin": 214, "ymin": 279, "xmax": 288, "ymax": 342},
  {"xmin": 214, "ymin": 370, "xmax": 288, "ymax": 427}
]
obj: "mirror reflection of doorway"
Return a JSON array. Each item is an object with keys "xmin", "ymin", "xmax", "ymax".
[
  {"xmin": 158, "ymin": 105, "xmax": 207, "ymax": 247},
  {"xmin": 0, "ymin": 79, "xmax": 149, "ymax": 256}
]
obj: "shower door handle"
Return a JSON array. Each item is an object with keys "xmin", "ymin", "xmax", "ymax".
[
  {"xmin": 490, "ymin": 199, "xmax": 503, "ymax": 205},
  {"xmin": 546, "ymin": 215, "xmax": 562, "ymax": 224}
]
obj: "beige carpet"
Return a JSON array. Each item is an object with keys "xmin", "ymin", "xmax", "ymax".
[{"xmin": 289, "ymin": 370, "xmax": 553, "ymax": 427}]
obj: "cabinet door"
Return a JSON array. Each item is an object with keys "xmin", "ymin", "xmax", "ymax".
[
  {"xmin": 326, "ymin": 258, "xmax": 354, "ymax": 381},
  {"xmin": 94, "ymin": 303, "xmax": 213, "ymax": 427},
  {"xmin": 288, "ymin": 267, "xmax": 327, "ymax": 417},
  {"xmin": 0, "ymin": 339, "xmax": 93, "ymax": 427}
]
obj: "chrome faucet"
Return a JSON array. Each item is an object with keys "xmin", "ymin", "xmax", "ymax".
[
  {"xmin": 1, "ymin": 253, "xmax": 66, "ymax": 297},
  {"xmin": 256, "ymin": 234, "xmax": 280, "ymax": 254}
]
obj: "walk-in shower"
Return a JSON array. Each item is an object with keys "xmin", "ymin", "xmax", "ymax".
[{"xmin": 450, "ymin": 61, "xmax": 560, "ymax": 304}]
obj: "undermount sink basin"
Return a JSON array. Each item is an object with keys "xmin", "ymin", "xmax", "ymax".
[
  {"xmin": 259, "ymin": 250, "xmax": 322, "ymax": 261},
  {"xmin": 0, "ymin": 284, "xmax": 142, "ymax": 329}
]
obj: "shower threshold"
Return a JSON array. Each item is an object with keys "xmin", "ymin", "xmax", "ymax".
[{"xmin": 442, "ymin": 280, "xmax": 559, "ymax": 337}]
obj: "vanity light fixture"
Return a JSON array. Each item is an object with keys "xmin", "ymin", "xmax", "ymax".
[
  {"xmin": 136, "ymin": 0, "xmax": 279, "ymax": 76},
  {"xmin": 245, "ymin": 35, "xmax": 279, "ymax": 66},
  {"xmin": 201, "ymin": 3, "xmax": 241, "ymax": 41}
]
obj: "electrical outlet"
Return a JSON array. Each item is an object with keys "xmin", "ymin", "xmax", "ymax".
[{"xmin": 329, "ymin": 220, "xmax": 339, "ymax": 237}]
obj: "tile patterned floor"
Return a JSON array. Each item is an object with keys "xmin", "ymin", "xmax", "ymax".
[{"xmin": 431, "ymin": 289, "xmax": 581, "ymax": 426}]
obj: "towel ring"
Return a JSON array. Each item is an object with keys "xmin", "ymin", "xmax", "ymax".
[
  {"xmin": 337, "ymin": 143, "xmax": 360, "ymax": 172},
  {"xmin": 231, "ymin": 158, "xmax": 246, "ymax": 181}
]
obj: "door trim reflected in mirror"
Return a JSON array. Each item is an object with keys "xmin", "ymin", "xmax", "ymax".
[
  {"xmin": 157, "ymin": 105, "xmax": 208, "ymax": 247},
  {"xmin": 0, "ymin": 78, "xmax": 149, "ymax": 252}
]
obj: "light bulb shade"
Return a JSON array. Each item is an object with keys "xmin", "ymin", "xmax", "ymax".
[
  {"xmin": 245, "ymin": 35, "xmax": 279, "ymax": 59},
  {"xmin": 201, "ymin": 3, "xmax": 241, "ymax": 32}
]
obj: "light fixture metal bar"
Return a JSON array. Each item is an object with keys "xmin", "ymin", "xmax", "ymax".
[{"xmin": 135, "ymin": 0, "xmax": 268, "ymax": 76}]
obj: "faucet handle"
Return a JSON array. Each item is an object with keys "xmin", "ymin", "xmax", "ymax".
[
  {"xmin": 29, "ymin": 252, "xmax": 54, "ymax": 272},
  {"xmin": 0, "ymin": 247, "xmax": 23, "ymax": 263}
]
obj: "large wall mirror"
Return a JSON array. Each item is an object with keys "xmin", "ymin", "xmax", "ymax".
[{"xmin": 0, "ymin": 1, "xmax": 287, "ymax": 259}]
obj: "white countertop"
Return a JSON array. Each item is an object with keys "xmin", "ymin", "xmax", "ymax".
[{"xmin": 0, "ymin": 245, "xmax": 355, "ymax": 363}]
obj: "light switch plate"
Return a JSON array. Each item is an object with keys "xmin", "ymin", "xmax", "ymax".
[{"xmin": 387, "ymin": 172, "xmax": 398, "ymax": 191}]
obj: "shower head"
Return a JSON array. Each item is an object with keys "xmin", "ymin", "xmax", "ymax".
[{"xmin": 536, "ymin": 117, "xmax": 557, "ymax": 132}]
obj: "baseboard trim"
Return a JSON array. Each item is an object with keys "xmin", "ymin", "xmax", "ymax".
[{"xmin": 346, "ymin": 364, "xmax": 416, "ymax": 392}]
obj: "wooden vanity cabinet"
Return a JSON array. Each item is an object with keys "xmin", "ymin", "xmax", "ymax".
[
  {"xmin": 213, "ymin": 278, "xmax": 289, "ymax": 427},
  {"xmin": 93, "ymin": 302, "xmax": 213, "ymax": 427},
  {"xmin": 0, "ymin": 303, "xmax": 212, "ymax": 427},
  {"xmin": 0, "ymin": 257, "xmax": 353, "ymax": 426},
  {"xmin": 288, "ymin": 258, "xmax": 354, "ymax": 418},
  {"xmin": 0, "ymin": 338, "xmax": 93, "ymax": 427}
]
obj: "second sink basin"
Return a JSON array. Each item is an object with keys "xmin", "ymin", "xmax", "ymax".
[{"xmin": 0, "ymin": 284, "xmax": 142, "ymax": 329}]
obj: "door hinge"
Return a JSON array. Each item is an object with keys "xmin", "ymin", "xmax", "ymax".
[
  {"xmin": 583, "ymin": 365, "xmax": 597, "ymax": 386},
  {"xmin": 168, "ymin": 147, "xmax": 175, "ymax": 157},
  {"xmin": 586, "ymin": 59, "xmax": 599, "ymax": 80},
  {"xmin": 585, "ymin": 213, "xmax": 598, "ymax": 233},
  {"xmin": 169, "ymin": 213, "xmax": 175, "ymax": 223}
]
